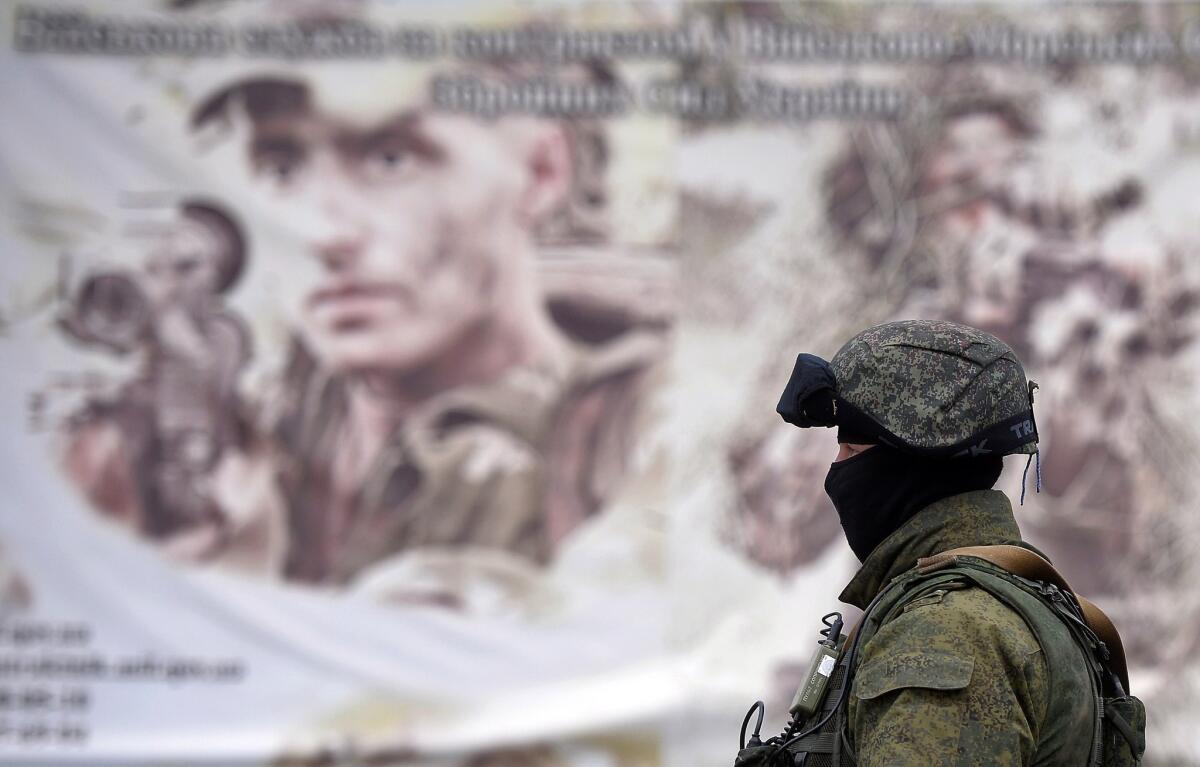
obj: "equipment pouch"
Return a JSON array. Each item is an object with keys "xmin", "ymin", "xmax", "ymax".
[
  {"xmin": 1101, "ymin": 694, "xmax": 1146, "ymax": 766},
  {"xmin": 733, "ymin": 742, "xmax": 777, "ymax": 767}
]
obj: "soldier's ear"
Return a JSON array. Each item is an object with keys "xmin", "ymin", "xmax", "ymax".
[{"xmin": 515, "ymin": 122, "xmax": 572, "ymax": 226}]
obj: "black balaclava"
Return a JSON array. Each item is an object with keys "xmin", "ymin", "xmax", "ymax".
[{"xmin": 824, "ymin": 438, "xmax": 1005, "ymax": 562}]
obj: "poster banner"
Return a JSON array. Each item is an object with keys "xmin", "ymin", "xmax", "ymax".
[{"xmin": 1, "ymin": 1, "xmax": 1199, "ymax": 764}]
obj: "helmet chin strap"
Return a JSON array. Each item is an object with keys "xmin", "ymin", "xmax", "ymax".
[
  {"xmin": 1020, "ymin": 379, "xmax": 1042, "ymax": 506},
  {"xmin": 1020, "ymin": 451, "xmax": 1043, "ymax": 505},
  {"xmin": 826, "ymin": 446, "xmax": 1005, "ymax": 562}
]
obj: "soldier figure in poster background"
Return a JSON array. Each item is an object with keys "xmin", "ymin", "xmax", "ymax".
[{"xmin": 55, "ymin": 199, "xmax": 253, "ymax": 559}]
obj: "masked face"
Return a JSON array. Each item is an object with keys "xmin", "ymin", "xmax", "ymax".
[
  {"xmin": 824, "ymin": 444, "xmax": 1005, "ymax": 562},
  {"xmin": 824, "ymin": 446, "xmax": 904, "ymax": 562}
]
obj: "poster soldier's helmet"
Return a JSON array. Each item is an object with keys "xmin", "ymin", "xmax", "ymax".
[{"xmin": 777, "ymin": 320, "xmax": 1039, "ymax": 458}]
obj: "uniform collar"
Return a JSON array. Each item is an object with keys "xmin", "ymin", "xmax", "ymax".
[
  {"xmin": 404, "ymin": 328, "xmax": 664, "ymax": 454},
  {"xmin": 838, "ymin": 489, "xmax": 1029, "ymax": 609}
]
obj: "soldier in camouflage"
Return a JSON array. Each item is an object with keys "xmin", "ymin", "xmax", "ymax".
[{"xmin": 757, "ymin": 319, "xmax": 1099, "ymax": 766}]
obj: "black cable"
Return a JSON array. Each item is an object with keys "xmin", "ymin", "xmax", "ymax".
[{"xmin": 740, "ymin": 700, "xmax": 765, "ymax": 750}]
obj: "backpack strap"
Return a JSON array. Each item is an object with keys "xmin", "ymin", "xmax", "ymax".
[{"xmin": 916, "ymin": 544, "xmax": 1130, "ymax": 693}]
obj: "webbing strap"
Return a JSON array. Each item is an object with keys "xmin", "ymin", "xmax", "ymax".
[{"xmin": 916, "ymin": 544, "xmax": 1130, "ymax": 693}]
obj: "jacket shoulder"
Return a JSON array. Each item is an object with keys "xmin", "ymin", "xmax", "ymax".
[
  {"xmin": 850, "ymin": 584, "xmax": 1051, "ymax": 766},
  {"xmin": 857, "ymin": 584, "xmax": 1047, "ymax": 700}
]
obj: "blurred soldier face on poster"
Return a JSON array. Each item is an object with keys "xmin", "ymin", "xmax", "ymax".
[
  {"xmin": 195, "ymin": 73, "xmax": 569, "ymax": 376},
  {"xmin": 143, "ymin": 217, "xmax": 226, "ymax": 313},
  {"xmin": 923, "ymin": 111, "xmax": 1022, "ymax": 196}
]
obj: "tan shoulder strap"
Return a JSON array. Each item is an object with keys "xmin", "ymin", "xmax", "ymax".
[{"xmin": 916, "ymin": 544, "xmax": 1130, "ymax": 693}]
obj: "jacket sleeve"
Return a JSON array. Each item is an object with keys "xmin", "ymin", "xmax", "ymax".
[{"xmin": 848, "ymin": 586, "xmax": 1049, "ymax": 767}]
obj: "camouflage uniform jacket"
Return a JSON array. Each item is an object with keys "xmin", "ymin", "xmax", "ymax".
[{"xmin": 840, "ymin": 489, "xmax": 1096, "ymax": 766}]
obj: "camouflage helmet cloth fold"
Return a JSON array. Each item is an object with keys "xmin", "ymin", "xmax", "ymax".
[{"xmin": 777, "ymin": 320, "xmax": 1038, "ymax": 458}]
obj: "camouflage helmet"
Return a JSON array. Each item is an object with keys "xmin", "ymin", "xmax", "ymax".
[{"xmin": 777, "ymin": 320, "xmax": 1038, "ymax": 458}]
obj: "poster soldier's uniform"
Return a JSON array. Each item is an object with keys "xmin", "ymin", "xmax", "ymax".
[
  {"xmin": 62, "ymin": 323, "xmax": 663, "ymax": 583},
  {"xmin": 275, "ymin": 330, "xmax": 664, "ymax": 583}
]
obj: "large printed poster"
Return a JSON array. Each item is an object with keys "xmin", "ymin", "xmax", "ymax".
[{"xmin": 2, "ymin": 1, "xmax": 1200, "ymax": 765}]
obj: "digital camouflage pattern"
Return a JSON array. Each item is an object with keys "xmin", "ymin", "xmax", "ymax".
[
  {"xmin": 841, "ymin": 490, "xmax": 1096, "ymax": 767},
  {"xmin": 830, "ymin": 320, "xmax": 1038, "ymax": 455}
]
